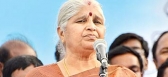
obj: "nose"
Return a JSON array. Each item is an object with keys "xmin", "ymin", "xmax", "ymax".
[{"xmin": 86, "ymin": 22, "xmax": 96, "ymax": 31}]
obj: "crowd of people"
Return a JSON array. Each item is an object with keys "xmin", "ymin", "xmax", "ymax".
[{"xmin": 0, "ymin": 0, "xmax": 168, "ymax": 77}]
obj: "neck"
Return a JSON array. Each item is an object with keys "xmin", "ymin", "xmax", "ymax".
[
  {"xmin": 66, "ymin": 51, "xmax": 99, "ymax": 66},
  {"xmin": 66, "ymin": 49, "xmax": 100, "ymax": 67},
  {"xmin": 67, "ymin": 48, "xmax": 97, "ymax": 59}
]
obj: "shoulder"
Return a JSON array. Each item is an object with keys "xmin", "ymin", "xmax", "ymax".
[{"xmin": 26, "ymin": 63, "xmax": 63, "ymax": 77}]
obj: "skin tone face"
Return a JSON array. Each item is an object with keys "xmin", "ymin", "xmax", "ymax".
[
  {"xmin": 110, "ymin": 53, "xmax": 142, "ymax": 77},
  {"xmin": 11, "ymin": 65, "xmax": 35, "ymax": 77},
  {"xmin": 164, "ymin": 67, "xmax": 168, "ymax": 77},
  {"xmin": 155, "ymin": 33, "xmax": 168, "ymax": 68},
  {"xmin": 122, "ymin": 39, "xmax": 147, "ymax": 70},
  {"xmin": 58, "ymin": 4, "xmax": 105, "ymax": 57}
]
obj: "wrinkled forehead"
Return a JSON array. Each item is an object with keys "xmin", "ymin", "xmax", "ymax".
[
  {"xmin": 85, "ymin": 0, "xmax": 104, "ymax": 16},
  {"xmin": 76, "ymin": 1, "xmax": 105, "ymax": 21},
  {"xmin": 73, "ymin": 5, "xmax": 104, "ymax": 18}
]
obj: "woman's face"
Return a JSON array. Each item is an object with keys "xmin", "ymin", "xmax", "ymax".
[{"xmin": 60, "ymin": 5, "xmax": 105, "ymax": 52}]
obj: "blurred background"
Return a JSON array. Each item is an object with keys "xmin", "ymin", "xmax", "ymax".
[{"xmin": 0, "ymin": 1, "xmax": 168, "ymax": 75}]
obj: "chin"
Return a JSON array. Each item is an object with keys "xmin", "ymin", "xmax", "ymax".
[
  {"xmin": 83, "ymin": 48, "xmax": 95, "ymax": 55},
  {"xmin": 84, "ymin": 44, "xmax": 94, "ymax": 49},
  {"xmin": 81, "ymin": 40, "xmax": 95, "ymax": 49}
]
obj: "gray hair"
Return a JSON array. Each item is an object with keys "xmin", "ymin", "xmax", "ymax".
[{"xmin": 57, "ymin": 0, "xmax": 105, "ymax": 31}]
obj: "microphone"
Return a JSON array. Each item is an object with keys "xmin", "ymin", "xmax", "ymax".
[
  {"xmin": 93, "ymin": 39, "xmax": 108, "ymax": 77},
  {"xmin": 93, "ymin": 39, "xmax": 108, "ymax": 66}
]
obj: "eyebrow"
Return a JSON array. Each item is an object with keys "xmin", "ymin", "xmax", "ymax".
[
  {"xmin": 160, "ymin": 47, "xmax": 168, "ymax": 51},
  {"xmin": 76, "ymin": 15, "xmax": 87, "ymax": 20},
  {"xmin": 94, "ymin": 15, "xmax": 103, "ymax": 20},
  {"xmin": 131, "ymin": 47, "xmax": 141, "ymax": 49},
  {"xmin": 74, "ymin": 14, "xmax": 104, "ymax": 23},
  {"xmin": 94, "ymin": 15, "xmax": 104, "ymax": 23}
]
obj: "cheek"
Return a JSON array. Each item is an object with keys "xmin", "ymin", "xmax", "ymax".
[
  {"xmin": 97, "ymin": 26, "xmax": 105, "ymax": 38},
  {"xmin": 135, "ymin": 72, "xmax": 142, "ymax": 77},
  {"xmin": 164, "ymin": 68, "xmax": 168, "ymax": 77},
  {"xmin": 65, "ymin": 26, "xmax": 84, "ymax": 41},
  {"xmin": 157, "ymin": 54, "xmax": 168, "ymax": 65}
]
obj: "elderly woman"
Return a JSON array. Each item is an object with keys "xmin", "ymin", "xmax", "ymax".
[{"xmin": 26, "ymin": 0, "xmax": 137, "ymax": 77}]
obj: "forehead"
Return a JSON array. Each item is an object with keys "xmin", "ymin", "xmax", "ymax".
[
  {"xmin": 157, "ymin": 33, "xmax": 168, "ymax": 49},
  {"xmin": 111, "ymin": 53, "xmax": 140, "ymax": 67},
  {"xmin": 122, "ymin": 39, "xmax": 142, "ymax": 48},
  {"xmin": 71, "ymin": 4, "xmax": 104, "ymax": 20},
  {"xmin": 12, "ymin": 65, "xmax": 35, "ymax": 77},
  {"xmin": 158, "ymin": 33, "xmax": 168, "ymax": 46},
  {"xmin": 10, "ymin": 46, "xmax": 36, "ymax": 58}
]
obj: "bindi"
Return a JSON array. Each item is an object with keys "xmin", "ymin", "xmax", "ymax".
[
  {"xmin": 88, "ymin": 1, "xmax": 91, "ymax": 5},
  {"xmin": 89, "ymin": 12, "xmax": 92, "ymax": 16}
]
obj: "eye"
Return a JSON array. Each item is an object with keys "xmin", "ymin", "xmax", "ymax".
[
  {"xmin": 94, "ymin": 20, "xmax": 102, "ymax": 24},
  {"xmin": 160, "ymin": 48, "xmax": 168, "ymax": 54},
  {"xmin": 129, "ymin": 66, "xmax": 140, "ymax": 73},
  {"xmin": 130, "ymin": 69, "xmax": 139, "ymax": 73},
  {"xmin": 131, "ymin": 69, "xmax": 138, "ymax": 73},
  {"xmin": 76, "ymin": 19, "xmax": 86, "ymax": 23}
]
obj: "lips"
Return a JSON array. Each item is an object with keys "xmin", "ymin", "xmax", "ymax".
[{"xmin": 83, "ymin": 34, "xmax": 98, "ymax": 39}]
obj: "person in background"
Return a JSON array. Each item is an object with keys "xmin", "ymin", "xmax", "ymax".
[
  {"xmin": 108, "ymin": 45, "xmax": 143, "ymax": 77},
  {"xmin": 152, "ymin": 31, "xmax": 168, "ymax": 68},
  {"xmin": 3, "ymin": 55, "xmax": 43, "ymax": 77},
  {"xmin": 0, "ymin": 35, "xmax": 37, "ymax": 77},
  {"xmin": 109, "ymin": 33, "xmax": 149, "ymax": 72}
]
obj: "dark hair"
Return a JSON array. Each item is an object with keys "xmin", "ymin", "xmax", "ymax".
[
  {"xmin": 157, "ymin": 59, "xmax": 168, "ymax": 77},
  {"xmin": 55, "ymin": 45, "xmax": 60, "ymax": 61},
  {"xmin": 2, "ymin": 55, "xmax": 43, "ymax": 77},
  {"xmin": 108, "ymin": 45, "xmax": 143, "ymax": 72},
  {"xmin": 0, "ymin": 47, "xmax": 10, "ymax": 64},
  {"xmin": 152, "ymin": 31, "xmax": 168, "ymax": 60},
  {"xmin": 109, "ymin": 33, "xmax": 149, "ymax": 58},
  {"xmin": 55, "ymin": 41, "xmax": 65, "ymax": 62}
]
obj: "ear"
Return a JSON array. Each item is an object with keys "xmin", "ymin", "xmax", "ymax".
[
  {"xmin": 153, "ymin": 59, "xmax": 158, "ymax": 69},
  {"xmin": 57, "ymin": 27, "xmax": 65, "ymax": 43},
  {"xmin": 0, "ymin": 62, "xmax": 3, "ymax": 76}
]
